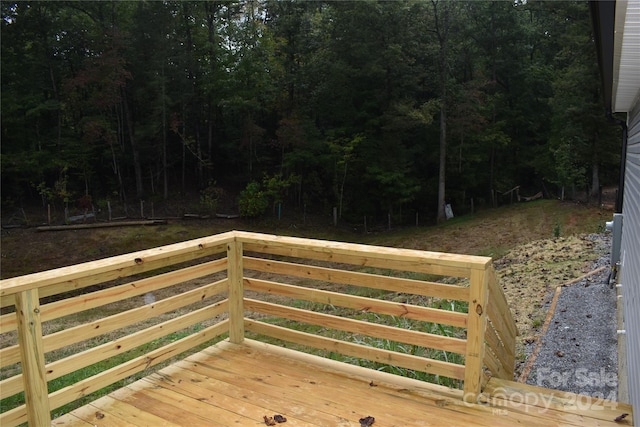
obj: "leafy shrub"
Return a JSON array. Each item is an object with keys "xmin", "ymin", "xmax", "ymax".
[
  {"xmin": 238, "ymin": 181, "xmax": 268, "ymax": 218},
  {"xmin": 200, "ymin": 181, "xmax": 225, "ymax": 213}
]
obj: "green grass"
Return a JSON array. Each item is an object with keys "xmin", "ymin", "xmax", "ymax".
[{"xmin": 247, "ymin": 293, "xmax": 469, "ymax": 389}]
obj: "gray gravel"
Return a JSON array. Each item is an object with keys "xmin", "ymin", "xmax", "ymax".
[{"xmin": 524, "ymin": 233, "xmax": 618, "ymax": 400}]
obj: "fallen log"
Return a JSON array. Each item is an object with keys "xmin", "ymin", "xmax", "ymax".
[
  {"xmin": 183, "ymin": 213, "xmax": 210, "ymax": 219},
  {"xmin": 36, "ymin": 220, "xmax": 167, "ymax": 232},
  {"xmin": 520, "ymin": 191, "xmax": 543, "ymax": 202},
  {"xmin": 216, "ymin": 213, "xmax": 240, "ymax": 219}
]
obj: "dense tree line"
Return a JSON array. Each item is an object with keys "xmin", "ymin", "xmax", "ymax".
[{"xmin": 1, "ymin": 1, "xmax": 620, "ymax": 225}]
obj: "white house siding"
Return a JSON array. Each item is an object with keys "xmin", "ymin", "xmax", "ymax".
[{"xmin": 621, "ymin": 97, "xmax": 640, "ymax": 423}]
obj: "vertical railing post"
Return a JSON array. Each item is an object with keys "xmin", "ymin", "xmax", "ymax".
[
  {"xmin": 15, "ymin": 288, "xmax": 51, "ymax": 425},
  {"xmin": 463, "ymin": 266, "xmax": 490, "ymax": 403},
  {"xmin": 227, "ymin": 239, "xmax": 244, "ymax": 343}
]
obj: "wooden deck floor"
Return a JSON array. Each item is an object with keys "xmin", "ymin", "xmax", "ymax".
[{"xmin": 52, "ymin": 339, "xmax": 633, "ymax": 427}]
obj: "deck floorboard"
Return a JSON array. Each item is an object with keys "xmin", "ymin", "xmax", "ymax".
[{"xmin": 52, "ymin": 339, "xmax": 633, "ymax": 427}]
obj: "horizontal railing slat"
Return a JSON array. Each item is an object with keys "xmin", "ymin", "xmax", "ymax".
[
  {"xmin": 1, "ymin": 300, "xmax": 229, "ymax": 400},
  {"xmin": 0, "ymin": 259, "xmax": 226, "ymax": 334},
  {"xmin": 1, "ymin": 247, "xmax": 227, "ymax": 309},
  {"xmin": 49, "ymin": 321, "xmax": 229, "ymax": 412},
  {"xmin": 0, "ymin": 230, "xmax": 517, "ymax": 422},
  {"xmin": 245, "ymin": 319, "xmax": 466, "ymax": 380},
  {"xmin": 244, "ymin": 257, "xmax": 470, "ymax": 301},
  {"xmin": 0, "ymin": 279, "xmax": 227, "ymax": 371},
  {"xmin": 237, "ymin": 231, "xmax": 491, "ymax": 273},
  {"xmin": 0, "ymin": 320, "xmax": 229, "ymax": 427},
  {"xmin": 243, "ymin": 242, "xmax": 473, "ymax": 278},
  {"xmin": 245, "ymin": 278, "xmax": 468, "ymax": 328},
  {"xmin": 0, "ymin": 233, "xmax": 234, "ymax": 299},
  {"xmin": 244, "ymin": 298, "xmax": 467, "ymax": 355}
]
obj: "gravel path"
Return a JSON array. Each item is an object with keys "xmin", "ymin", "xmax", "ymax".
[{"xmin": 524, "ymin": 234, "xmax": 618, "ymax": 400}]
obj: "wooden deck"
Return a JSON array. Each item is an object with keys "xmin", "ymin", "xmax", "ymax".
[
  {"xmin": 2, "ymin": 231, "xmax": 632, "ymax": 426},
  {"xmin": 52, "ymin": 339, "xmax": 633, "ymax": 427}
]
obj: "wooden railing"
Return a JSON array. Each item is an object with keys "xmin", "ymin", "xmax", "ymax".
[{"xmin": 0, "ymin": 231, "xmax": 516, "ymax": 426}]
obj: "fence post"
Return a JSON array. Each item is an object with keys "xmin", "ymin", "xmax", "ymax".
[
  {"xmin": 463, "ymin": 265, "xmax": 490, "ymax": 403},
  {"xmin": 15, "ymin": 289, "xmax": 51, "ymax": 425},
  {"xmin": 227, "ymin": 239, "xmax": 244, "ymax": 343}
]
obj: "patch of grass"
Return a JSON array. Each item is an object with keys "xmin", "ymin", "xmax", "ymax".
[
  {"xmin": 531, "ymin": 317, "xmax": 544, "ymax": 329},
  {"xmin": 247, "ymin": 288, "xmax": 469, "ymax": 390},
  {"xmin": 367, "ymin": 199, "xmax": 610, "ymax": 257}
]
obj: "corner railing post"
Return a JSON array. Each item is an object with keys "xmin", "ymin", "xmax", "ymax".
[
  {"xmin": 227, "ymin": 239, "xmax": 244, "ymax": 343},
  {"xmin": 15, "ymin": 288, "xmax": 51, "ymax": 425},
  {"xmin": 463, "ymin": 266, "xmax": 489, "ymax": 403}
]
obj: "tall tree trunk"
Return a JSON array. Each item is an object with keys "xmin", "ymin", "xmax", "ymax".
[
  {"xmin": 591, "ymin": 160, "xmax": 600, "ymax": 198},
  {"xmin": 182, "ymin": 105, "xmax": 186, "ymax": 192},
  {"xmin": 196, "ymin": 123, "xmax": 203, "ymax": 186},
  {"xmin": 206, "ymin": 3, "xmax": 218, "ymax": 182},
  {"xmin": 437, "ymin": 102, "xmax": 447, "ymax": 223},
  {"xmin": 161, "ymin": 63, "xmax": 168, "ymax": 200},
  {"xmin": 591, "ymin": 135, "xmax": 600, "ymax": 198},
  {"xmin": 434, "ymin": 0, "xmax": 450, "ymax": 224},
  {"xmin": 489, "ymin": 145, "xmax": 496, "ymax": 207},
  {"xmin": 121, "ymin": 88, "xmax": 144, "ymax": 199}
]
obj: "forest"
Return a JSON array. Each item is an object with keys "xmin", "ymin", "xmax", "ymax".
[{"xmin": 0, "ymin": 1, "xmax": 622, "ymax": 226}]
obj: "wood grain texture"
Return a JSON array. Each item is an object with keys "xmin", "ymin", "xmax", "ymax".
[
  {"xmin": 463, "ymin": 268, "xmax": 490, "ymax": 402},
  {"xmin": 0, "ymin": 232, "xmax": 233, "ymax": 299},
  {"xmin": 50, "ymin": 340, "xmax": 633, "ymax": 427},
  {"xmin": 0, "ymin": 231, "xmax": 521, "ymax": 426},
  {"xmin": 14, "ymin": 289, "xmax": 50, "ymax": 427},
  {"xmin": 1, "ymin": 259, "xmax": 227, "ymax": 335},
  {"xmin": 227, "ymin": 240, "xmax": 244, "ymax": 343},
  {"xmin": 244, "ymin": 277, "xmax": 468, "ymax": 328},
  {"xmin": 244, "ymin": 297, "xmax": 467, "ymax": 354},
  {"xmin": 243, "ymin": 256, "xmax": 470, "ymax": 300},
  {"xmin": 245, "ymin": 319, "xmax": 466, "ymax": 380}
]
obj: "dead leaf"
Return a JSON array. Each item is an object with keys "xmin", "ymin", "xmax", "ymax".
[
  {"xmin": 435, "ymin": 399, "xmax": 447, "ymax": 407},
  {"xmin": 274, "ymin": 414, "xmax": 287, "ymax": 423},
  {"xmin": 614, "ymin": 413, "xmax": 629, "ymax": 422},
  {"xmin": 95, "ymin": 412, "xmax": 105, "ymax": 420},
  {"xmin": 359, "ymin": 415, "xmax": 375, "ymax": 426},
  {"xmin": 263, "ymin": 415, "xmax": 276, "ymax": 426}
]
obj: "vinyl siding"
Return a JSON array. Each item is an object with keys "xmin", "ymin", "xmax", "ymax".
[{"xmin": 621, "ymin": 96, "xmax": 640, "ymax": 425}]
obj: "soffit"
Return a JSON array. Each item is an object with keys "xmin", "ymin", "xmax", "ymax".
[{"xmin": 613, "ymin": 0, "xmax": 640, "ymax": 113}]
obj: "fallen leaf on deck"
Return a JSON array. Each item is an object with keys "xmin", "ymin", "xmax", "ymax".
[
  {"xmin": 359, "ymin": 415, "xmax": 375, "ymax": 426},
  {"xmin": 614, "ymin": 413, "xmax": 629, "ymax": 422},
  {"xmin": 274, "ymin": 414, "xmax": 287, "ymax": 423},
  {"xmin": 263, "ymin": 415, "xmax": 276, "ymax": 426}
]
